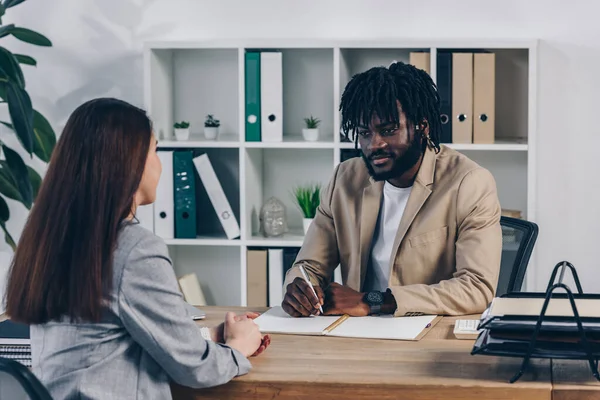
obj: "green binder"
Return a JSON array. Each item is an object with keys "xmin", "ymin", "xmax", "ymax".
[
  {"xmin": 173, "ymin": 150, "xmax": 197, "ymax": 238},
  {"xmin": 245, "ymin": 51, "xmax": 261, "ymax": 141}
]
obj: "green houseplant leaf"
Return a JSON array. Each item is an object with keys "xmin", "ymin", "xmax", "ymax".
[
  {"xmin": 0, "ymin": 193, "xmax": 9, "ymax": 222},
  {"xmin": 0, "ymin": 24, "xmax": 14, "ymax": 39},
  {"xmin": 0, "ymin": 160, "xmax": 21, "ymax": 202},
  {"xmin": 0, "ymin": 2, "xmax": 55, "ymax": 248},
  {"xmin": 293, "ymin": 184, "xmax": 321, "ymax": 219},
  {"xmin": 13, "ymin": 53, "xmax": 35, "ymax": 66},
  {"xmin": 4, "ymin": 80, "xmax": 34, "ymax": 154},
  {"xmin": 0, "ymin": 195, "xmax": 14, "ymax": 250},
  {"xmin": 2, "ymin": 144, "xmax": 32, "ymax": 208},
  {"xmin": 4, "ymin": 0, "xmax": 27, "ymax": 9},
  {"xmin": 0, "ymin": 46, "xmax": 24, "ymax": 87},
  {"xmin": 27, "ymin": 165, "xmax": 40, "ymax": 199},
  {"xmin": 10, "ymin": 27, "xmax": 52, "ymax": 47},
  {"xmin": 0, "ymin": 109, "xmax": 56, "ymax": 162}
]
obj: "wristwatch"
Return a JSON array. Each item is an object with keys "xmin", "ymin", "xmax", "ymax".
[{"xmin": 364, "ymin": 291, "xmax": 385, "ymax": 315}]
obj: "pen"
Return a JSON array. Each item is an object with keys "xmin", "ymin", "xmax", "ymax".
[{"xmin": 299, "ymin": 265, "xmax": 324, "ymax": 314}]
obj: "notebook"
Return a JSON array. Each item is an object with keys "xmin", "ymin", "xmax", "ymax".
[
  {"xmin": 0, "ymin": 319, "xmax": 29, "ymax": 345},
  {"xmin": 255, "ymin": 306, "xmax": 440, "ymax": 341}
]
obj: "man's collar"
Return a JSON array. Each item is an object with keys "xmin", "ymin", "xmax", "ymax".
[{"xmin": 415, "ymin": 146, "xmax": 436, "ymax": 187}]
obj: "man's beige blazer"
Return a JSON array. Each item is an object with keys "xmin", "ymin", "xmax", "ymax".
[{"xmin": 283, "ymin": 145, "xmax": 502, "ymax": 316}]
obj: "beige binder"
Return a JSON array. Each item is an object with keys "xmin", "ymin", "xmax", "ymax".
[
  {"xmin": 178, "ymin": 273, "xmax": 207, "ymax": 306},
  {"xmin": 247, "ymin": 249, "xmax": 268, "ymax": 307},
  {"xmin": 473, "ymin": 53, "xmax": 495, "ymax": 144},
  {"xmin": 452, "ymin": 53, "xmax": 473, "ymax": 143},
  {"xmin": 409, "ymin": 52, "xmax": 430, "ymax": 75}
]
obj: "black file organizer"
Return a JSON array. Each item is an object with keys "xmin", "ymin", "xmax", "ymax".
[{"xmin": 472, "ymin": 261, "xmax": 600, "ymax": 383}]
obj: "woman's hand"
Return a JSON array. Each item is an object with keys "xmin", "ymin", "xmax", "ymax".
[
  {"xmin": 222, "ymin": 311, "xmax": 264, "ymax": 358},
  {"xmin": 210, "ymin": 312, "xmax": 263, "ymax": 343}
]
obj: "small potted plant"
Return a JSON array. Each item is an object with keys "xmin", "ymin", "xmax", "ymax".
[
  {"xmin": 302, "ymin": 115, "xmax": 321, "ymax": 141},
  {"xmin": 293, "ymin": 183, "xmax": 321, "ymax": 234},
  {"xmin": 204, "ymin": 114, "xmax": 220, "ymax": 140},
  {"xmin": 173, "ymin": 121, "xmax": 190, "ymax": 141}
]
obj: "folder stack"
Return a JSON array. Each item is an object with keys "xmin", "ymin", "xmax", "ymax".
[
  {"xmin": 471, "ymin": 261, "xmax": 600, "ymax": 383},
  {"xmin": 434, "ymin": 51, "xmax": 496, "ymax": 144}
]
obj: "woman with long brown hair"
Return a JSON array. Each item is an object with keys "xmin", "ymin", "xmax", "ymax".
[{"xmin": 3, "ymin": 97, "xmax": 269, "ymax": 399}]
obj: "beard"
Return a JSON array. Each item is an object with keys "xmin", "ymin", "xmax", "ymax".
[{"xmin": 361, "ymin": 136, "xmax": 423, "ymax": 182}]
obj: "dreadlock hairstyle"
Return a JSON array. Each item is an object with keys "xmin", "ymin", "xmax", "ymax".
[{"xmin": 339, "ymin": 61, "xmax": 442, "ymax": 153}]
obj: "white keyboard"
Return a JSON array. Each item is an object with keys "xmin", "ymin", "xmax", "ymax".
[{"xmin": 453, "ymin": 319, "xmax": 481, "ymax": 340}]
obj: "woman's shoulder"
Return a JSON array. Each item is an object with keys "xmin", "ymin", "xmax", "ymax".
[{"xmin": 115, "ymin": 222, "xmax": 169, "ymax": 266}]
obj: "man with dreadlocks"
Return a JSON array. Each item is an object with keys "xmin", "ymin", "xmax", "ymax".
[{"xmin": 281, "ymin": 61, "xmax": 502, "ymax": 318}]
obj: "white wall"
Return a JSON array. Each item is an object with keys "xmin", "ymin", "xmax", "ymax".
[{"xmin": 2, "ymin": 0, "xmax": 600, "ymax": 292}]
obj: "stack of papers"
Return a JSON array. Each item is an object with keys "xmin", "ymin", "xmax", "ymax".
[{"xmin": 472, "ymin": 294, "xmax": 600, "ymax": 359}]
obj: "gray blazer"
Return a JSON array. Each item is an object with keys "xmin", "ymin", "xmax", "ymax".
[{"xmin": 30, "ymin": 223, "xmax": 250, "ymax": 399}]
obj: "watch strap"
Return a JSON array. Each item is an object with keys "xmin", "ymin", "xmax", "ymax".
[{"xmin": 370, "ymin": 304, "xmax": 382, "ymax": 315}]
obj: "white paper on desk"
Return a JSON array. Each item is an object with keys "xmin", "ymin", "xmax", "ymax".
[
  {"xmin": 255, "ymin": 306, "xmax": 339, "ymax": 335},
  {"xmin": 255, "ymin": 306, "xmax": 437, "ymax": 340},
  {"xmin": 327, "ymin": 314, "xmax": 437, "ymax": 340}
]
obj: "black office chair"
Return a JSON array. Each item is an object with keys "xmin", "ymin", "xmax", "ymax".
[
  {"xmin": 0, "ymin": 357, "xmax": 52, "ymax": 400},
  {"xmin": 495, "ymin": 216, "xmax": 539, "ymax": 296}
]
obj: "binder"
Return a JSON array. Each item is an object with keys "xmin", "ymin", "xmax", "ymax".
[
  {"xmin": 154, "ymin": 150, "xmax": 174, "ymax": 239},
  {"xmin": 192, "ymin": 154, "xmax": 240, "ymax": 239},
  {"xmin": 473, "ymin": 53, "xmax": 495, "ymax": 144},
  {"xmin": 260, "ymin": 52, "xmax": 283, "ymax": 142},
  {"xmin": 247, "ymin": 249, "xmax": 268, "ymax": 307},
  {"xmin": 436, "ymin": 52, "xmax": 452, "ymax": 143},
  {"xmin": 451, "ymin": 53, "xmax": 473, "ymax": 143},
  {"xmin": 268, "ymin": 248, "xmax": 283, "ymax": 307},
  {"xmin": 178, "ymin": 273, "xmax": 207, "ymax": 306},
  {"xmin": 409, "ymin": 52, "xmax": 430, "ymax": 75},
  {"xmin": 173, "ymin": 150, "xmax": 197, "ymax": 239},
  {"xmin": 245, "ymin": 51, "xmax": 261, "ymax": 142}
]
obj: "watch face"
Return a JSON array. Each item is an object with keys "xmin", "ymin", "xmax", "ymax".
[{"xmin": 366, "ymin": 291, "xmax": 384, "ymax": 305}]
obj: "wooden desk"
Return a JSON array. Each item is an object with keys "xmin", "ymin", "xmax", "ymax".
[
  {"xmin": 171, "ymin": 307, "xmax": 552, "ymax": 400},
  {"xmin": 551, "ymin": 360, "xmax": 600, "ymax": 400}
]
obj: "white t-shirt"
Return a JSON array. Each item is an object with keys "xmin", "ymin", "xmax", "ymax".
[{"xmin": 363, "ymin": 182, "xmax": 412, "ymax": 293}]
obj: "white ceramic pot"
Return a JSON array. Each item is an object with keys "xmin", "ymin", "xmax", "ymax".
[
  {"xmin": 303, "ymin": 218, "xmax": 313, "ymax": 235},
  {"xmin": 204, "ymin": 126, "xmax": 219, "ymax": 140},
  {"xmin": 174, "ymin": 128, "xmax": 190, "ymax": 141},
  {"xmin": 302, "ymin": 128, "xmax": 319, "ymax": 141}
]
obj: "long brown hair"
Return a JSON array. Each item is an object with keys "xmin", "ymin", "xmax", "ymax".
[{"xmin": 4, "ymin": 97, "xmax": 153, "ymax": 324}]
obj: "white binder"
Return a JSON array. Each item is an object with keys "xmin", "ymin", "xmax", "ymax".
[
  {"xmin": 268, "ymin": 249, "xmax": 284, "ymax": 307},
  {"xmin": 260, "ymin": 52, "xmax": 283, "ymax": 142},
  {"xmin": 192, "ymin": 154, "xmax": 240, "ymax": 239},
  {"xmin": 135, "ymin": 204, "xmax": 154, "ymax": 233},
  {"xmin": 154, "ymin": 150, "xmax": 174, "ymax": 239}
]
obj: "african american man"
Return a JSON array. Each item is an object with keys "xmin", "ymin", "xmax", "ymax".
[{"xmin": 281, "ymin": 61, "xmax": 502, "ymax": 318}]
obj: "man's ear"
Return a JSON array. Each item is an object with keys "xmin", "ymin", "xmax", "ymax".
[{"xmin": 415, "ymin": 120, "xmax": 428, "ymax": 133}]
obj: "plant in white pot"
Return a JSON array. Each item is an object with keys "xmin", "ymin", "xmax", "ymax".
[
  {"xmin": 302, "ymin": 115, "xmax": 320, "ymax": 141},
  {"xmin": 293, "ymin": 183, "xmax": 321, "ymax": 235},
  {"xmin": 204, "ymin": 114, "xmax": 220, "ymax": 140},
  {"xmin": 173, "ymin": 121, "xmax": 190, "ymax": 141}
]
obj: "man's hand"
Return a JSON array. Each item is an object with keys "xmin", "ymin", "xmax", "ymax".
[
  {"xmin": 323, "ymin": 282, "xmax": 370, "ymax": 317},
  {"xmin": 282, "ymin": 277, "xmax": 324, "ymax": 317}
]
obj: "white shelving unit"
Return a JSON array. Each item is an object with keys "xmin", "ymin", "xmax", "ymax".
[{"xmin": 143, "ymin": 39, "xmax": 538, "ymax": 306}]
